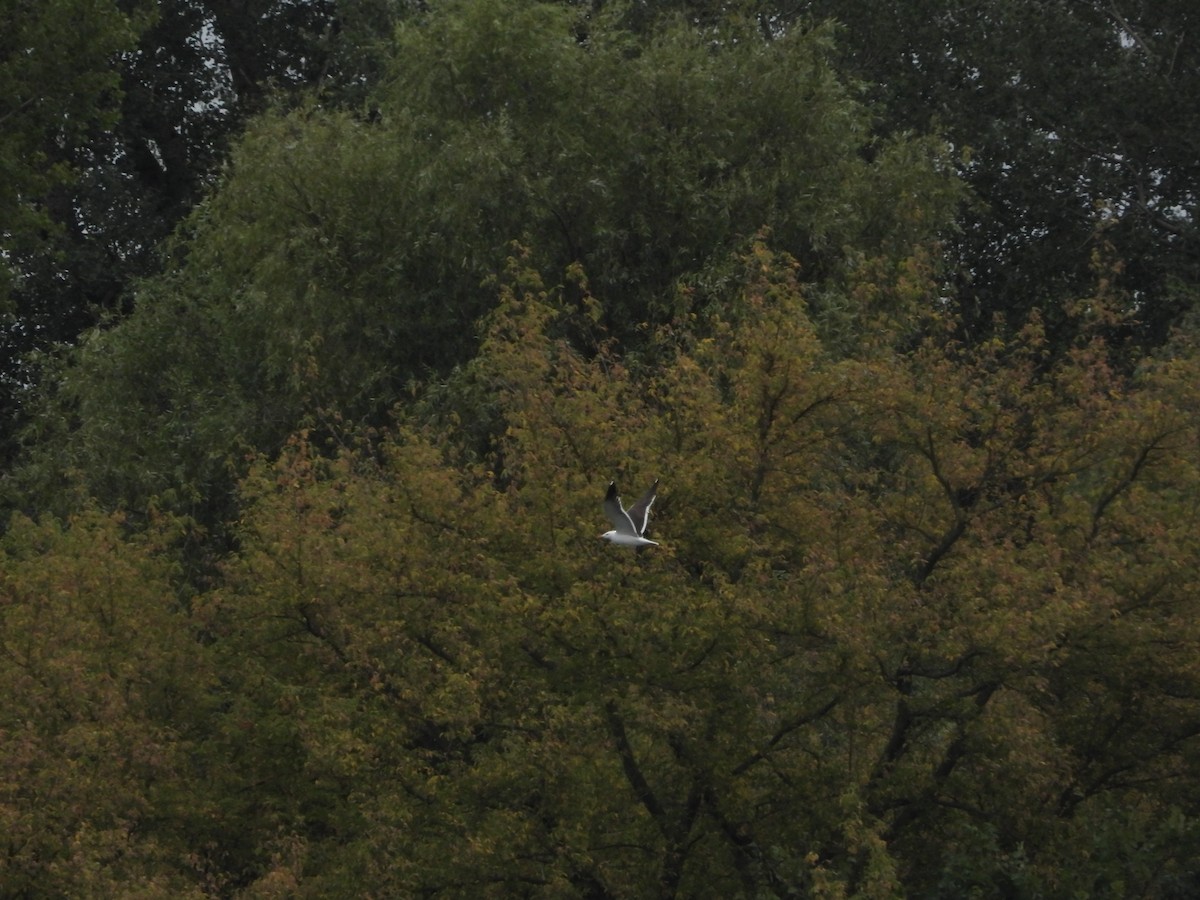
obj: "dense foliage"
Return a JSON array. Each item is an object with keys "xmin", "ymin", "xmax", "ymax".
[
  {"xmin": 12, "ymin": 0, "xmax": 959, "ymax": 525},
  {"xmin": 2, "ymin": 0, "xmax": 1199, "ymax": 896},
  {"xmin": 5, "ymin": 248, "xmax": 1200, "ymax": 895},
  {"xmin": 1, "ymin": 0, "xmax": 403, "ymax": 466}
]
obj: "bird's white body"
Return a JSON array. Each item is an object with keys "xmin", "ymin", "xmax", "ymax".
[
  {"xmin": 601, "ymin": 479, "xmax": 659, "ymax": 548},
  {"xmin": 601, "ymin": 530, "xmax": 659, "ymax": 548}
]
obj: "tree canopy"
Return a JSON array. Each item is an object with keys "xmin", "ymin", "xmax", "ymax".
[
  {"xmin": 808, "ymin": 0, "xmax": 1200, "ymax": 347},
  {"xmin": 0, "ymin": 0, "xmax": 404, "ymax": 468},
  {"xmin": 13, "ymin": 0, "xmax": 959, "ymax": 522},
  {"xmin": 2, "ymin": 0, "xmax": 1200, "ymax": 895},
  {"xmin": 5, "ymin": 247, "xmax": 1200, "ymax": 894}
]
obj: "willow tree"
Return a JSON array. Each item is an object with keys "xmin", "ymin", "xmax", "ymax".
[{"xmin": 16, "ymin": 0, "xmax": 960, "ymax": 527}]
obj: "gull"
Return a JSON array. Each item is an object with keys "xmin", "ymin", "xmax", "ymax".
[{"xmin": 601, "ymin": 479, "xmax": 659, "ymax": 548}]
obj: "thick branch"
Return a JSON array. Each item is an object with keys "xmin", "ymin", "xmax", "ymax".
[
  {"xmin": 604, "ymin": 700, "xmax": 669, "ymax": 835},
  {"xmin": 882, "ymin": 681, "xmax": 1000, "ymax": 842},
  {"xmin": 732, "ymin": 694, "xmax": 840, "ymax": 776},
  {"xmin": 1090, "ymin": 436, "xmax": 1166, "ymax": 540},
  {"xmin": 912, "ymin": 427, "xmax": 970, "ymax": 587}
]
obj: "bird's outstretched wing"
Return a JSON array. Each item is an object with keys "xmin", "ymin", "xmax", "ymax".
[
  {"xmin": 626, "ymin": 479, "xmax": 658, "ymax": 536},
  {"xmin": 603, "ymin": 481, "xmax": 638, "ymax": 536}
]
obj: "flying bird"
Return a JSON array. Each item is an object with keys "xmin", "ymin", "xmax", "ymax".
[{"xmin": 601, "ymin": 479, "xmax": 659, "ymax": 548}]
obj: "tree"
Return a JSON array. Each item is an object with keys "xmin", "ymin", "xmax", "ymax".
[
  {"xmin": 196, "ymin": 247, "xmax": 1200, "ymax": 894},
  {"xmin": 0, "ymin": 504, "xmax": 363, "ymax": 894},
  {"xmin": 0, "ymin": 0, "xmax": 143, "ymax": 457},
  {"xmin": 0, "ymin": 510, "xmax": 209, "ymax": 894},
  {"xmin": 3, "ymin": 238, "xmax": 1198, "ymax": 893},
  {"xmin": 0, "ymin": 0, "xmax": 140, "ymax": 299},
  {"xmin": 2, "ymin": 0, "xmax": 408, "ymax": 475},
  {"xmin": 799, "ymin": 0, "xmax": 1200, "ymax": 350},
  {"xmin": 3, "ymin": 2, "xmax": 1198, "ymax": 891},
  {"xmin": 14, "ymin": 0, "xmax": 959, "ymax": 527}
]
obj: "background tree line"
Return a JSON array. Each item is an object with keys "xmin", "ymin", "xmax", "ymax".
[{"xmin": 1, "ymin": 0, "xmax": 1198, "ymax": 895}]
